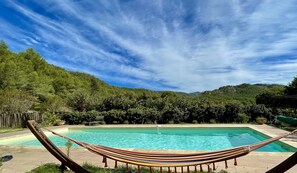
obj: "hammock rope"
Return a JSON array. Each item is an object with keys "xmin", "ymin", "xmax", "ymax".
[{"xmin": 44, "ymin": 128, "xmax": 297, "ymax": 172}]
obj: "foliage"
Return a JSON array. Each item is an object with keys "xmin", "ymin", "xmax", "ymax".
[
  {"xmin": 285, "ymin": 77, "xmax": 297, "ymax": 95},
  {"xmin": 42, "ymin": 112, "xmax": 59, "ymax": 126},
  {"xmin": 69, "ymin": 90, "xmax": 91, "ymax": 112},
  {"xmin": 224, "ymin": 104, "xmax": 241, "ymax": 123},
  {"xmin": 236, "ymin": 113, "xmax": 249, "ymax": 123},
  {"xmin": 40, "ymin": 95, "xmax": 69, "ymax": 113},
  {"xmin": 198, "ymin": 84, "xmax": 282, "ymax": 106},
  {"xmin": 245, "ymin": 104, "xmax": 273, "ymax": 122},
  {"xmin": 1, "ymin": 41, "xmax": 296, "ymax": 126},
  {"xmin": 26, "ymin": 163, "xmax": 70, "ymax": 173},
  {"xmin": 256, "ymin": 76, "xmax": 297, "ymax": 124},
  {"xmin": 65, "ymin": 140, "xmax": 73, "ymax": 157},
  {"xmin": 192, "ymin": 120, "xmax": 198, "ymax": 124},
  {"xmin": 0, "ymin": 89, "xmax": 35, "ymax": 114},
  {"xmin": 101, "ymin": 109, "xmax": 126, "ymax": 124},
  {"xmin": 60, "ymin": 111, "xmax": 102, "ymax": 125}
]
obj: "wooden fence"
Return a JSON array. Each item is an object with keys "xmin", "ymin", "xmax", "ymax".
[{"xmin": 0, "ymin": 112, "xmax": 44, "ymax": 127}]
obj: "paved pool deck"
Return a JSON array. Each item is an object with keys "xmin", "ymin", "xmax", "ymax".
[{"xmin": 0, "ymin": 124, "xmax": 297, "ymax": 173}]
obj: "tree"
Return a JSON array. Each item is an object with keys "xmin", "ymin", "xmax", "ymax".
[
  {"xmin": 0, "ymin": 89, "xmax": 36, "ymax": 114},
  {"xmin": 205, "ymin": 106, "xmax": 225, "ymax": 123},
  {"xmin": 0, "ymin": 40, "xmax": 8, "ymax": 55},
  {"xmin": 162, "ymin": 107, "xmax": 184, "ymax": 123},
  {"xmin": 90, "ymin": 77, "xmax": 100, "ymax": 95},
  {"xmin": 40, "ymin": 95, "xmax": 69, "ymax": 113},
  {"xmin": 68, "ymin": 91, "xmax": 90, "ymax": 112},
  {"xmin": 245, "ymin": 104, "xmax": 273, "ymax": 122},
  {"xmin": 285, "ymin": 77, "xmax": 297, "ymax": 95},
  {"xmin": 102, "ymin": 94, "xmax": 136, "ymax": 111},
  {"xmin": 256, "ymin": 92, "xmax": 275, "ymax": 107},
  {"xmin": 187, "ymin": 103, "xmax": 206, "ymax": 123},
  {"xmin": 102, "ymin": 109, "xmax": 126, "ymax": 124},
  {"xmin": 126, "ymin": 107, "xmax": 146, "ymax": 124},
  {"xmin": 224, "ymin": 104, "xmax": 241, "ymax": 123}
]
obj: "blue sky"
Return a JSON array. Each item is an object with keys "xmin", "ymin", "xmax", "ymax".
[{"xmin": 1, "ymin": 0, "xmax": 297, "ymax": 92}]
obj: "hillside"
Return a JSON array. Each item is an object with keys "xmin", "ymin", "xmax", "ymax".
[
  {"xmin": 198, "ymin": 83, "xmax": 285, "ymax": 106},
  {"xmin": 0, "ymin": 41, "xmax": 163, "ymax": 112},
  {"xmin": 1, "ymin": 41, "xmax": 294, "ymax": 125},
  {"xmin": 0, "ymin": 41, "xmax": 285, "ymax": 114}
]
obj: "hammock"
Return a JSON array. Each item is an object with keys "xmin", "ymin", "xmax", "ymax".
[
  {"xmin": 44, "ymin": 126, "xmax": 297, "ymax": 172},
  {"xmin": 27, "ymin": 121, "xmax": 297, "ymax": 173}
]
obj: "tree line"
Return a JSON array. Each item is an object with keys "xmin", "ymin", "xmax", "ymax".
[{"xmin": 0, "ymin": 41, "xmax": 295, "ymax": 125}]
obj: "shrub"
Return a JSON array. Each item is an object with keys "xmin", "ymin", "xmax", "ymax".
[
  {"xmin": 192, "ymin": 120, "xmax": 198, "ymax": 124},
  {"xmin": 237, "ymin": 113, "xmax": 249, "ymax": 123},
  {"xmin": 123, "ymin": 120, "xmax": 129, "ymax": 124},
  {"xmin": 224, "ymin": 104, "xmax": 240, "ymax": 123},
  {"xmin": 209, "ymin": 119, "xmax": 216, "ymax": 124},
  {"xmin": 42, "ymin": 112, "xmax": 59, "ymax": 126},
  {"xmin": 101, "ymin": 110, "xmax": 126, "ymax": 124},
  {"xmin": 168, "ymin": 120, "xmax": 174, "ymax": 124},
  {"xmin": 65, "ymin": 140, "xmax": 72, "ymax": 157},
  {"xmin": 245, "ymin": 104, "xmax": 272, "ymax": 122},
  {"xmin": 60, "ymin": 111, "xmax": 103, "ymax": 125}
]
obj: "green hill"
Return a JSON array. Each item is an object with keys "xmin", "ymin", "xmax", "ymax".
[
  {"xmin": 0, "ymin": 41, "xmax": 162, "ymax": 112},
  {"xmin": 188, "ymin": 92, "xmax": 201, "ymax": 96},
  {"xmin": 2, "ymin": 41, "xmax": 295, "ymax": 126},
  {"xmin": 198, "ymin": 83, "xmax": 285, "ymax": 106},
  {"xmin": 0, "ymin": 40, "xmax": 286, "ymax": 117}
]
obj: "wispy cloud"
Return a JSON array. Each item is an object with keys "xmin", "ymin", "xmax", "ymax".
[{"xmin": 1, "ymin": 0, "xmax": 297, "ymax": 92}]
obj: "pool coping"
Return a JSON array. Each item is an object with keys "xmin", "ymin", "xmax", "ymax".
[{"xmin": 0, "ymin": 123, "xmax": 297, "ymax": 151}]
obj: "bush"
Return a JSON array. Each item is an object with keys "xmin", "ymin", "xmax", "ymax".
[
  {"xmin": 256, "ymin": 117, "xmax": 267, "ymax": 125},
  {"xmin": 224, "ymin": 104, "xmax": 240, "ymax": 123},
  {"xmin": 192, "ymin": 120, "xmax": 198, "ymax": 124},
  {"xmin": 245, "ymin": 104, "xmax": 272, "ymax": 122},
  {"xmin": 168, "ymin": 120, "xmax": 174, "ymax": 124},
  {"xmin": 237, "ymin": 113, "xmax": 249, "ymax": 123},
  {"xmin": 209, "ymin": 119, "xmax": 216, "ymax": 124},
  {"xmin": 60, "ymin": 111, "xmax": 102, "ymax": 125},
  {"xmin": 101, "ymin": 110, "xmax": 126, "ymax": 124},
  {"xmin": 123, "ymin": 120, "xmax": 129, "ymax": 124},
  {"xmin": 42, "ymin": 112, "xmax": 59, "ymax": 126}
]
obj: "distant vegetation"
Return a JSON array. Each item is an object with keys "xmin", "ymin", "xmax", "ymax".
[
  {"xmin": 199, "ymin": 84, "xmax": 285, "ymax": 106},
  {"xmin": 0, "ymin": 41, "xmax": 296, "ymax": 126}
]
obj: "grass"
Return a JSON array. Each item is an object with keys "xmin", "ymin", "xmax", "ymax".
[
  {"xmin": 0, "ymin": 127, "xmax": 23, "ymax": 134},
  {"xmin": 27, "ymin": 163, "xmax": 228, "ymax": 173}
]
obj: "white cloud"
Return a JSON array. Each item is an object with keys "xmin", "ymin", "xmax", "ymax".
[{"xmin": 1, "ymin": 0, "xmax": 297, "ymax": 92}]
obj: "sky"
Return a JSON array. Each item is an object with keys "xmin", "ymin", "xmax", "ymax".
[{"xmin": 1, "ymin": 0, "xmax": 297, "ymax": 93}]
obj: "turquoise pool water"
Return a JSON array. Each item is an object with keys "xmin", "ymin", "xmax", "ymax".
[{"xmin": 2, "ymin": 127, "xmax": 296, "ymax": 152}]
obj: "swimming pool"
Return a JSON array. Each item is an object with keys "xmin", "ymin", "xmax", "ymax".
[{"xmin": 1, "ymin": 127, "xmax": 296, "ymax": 152}]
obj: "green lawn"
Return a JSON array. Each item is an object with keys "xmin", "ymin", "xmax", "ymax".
[{"xmin": 27, "ymin": 163, "xmax": 228, "ymax": 173}]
